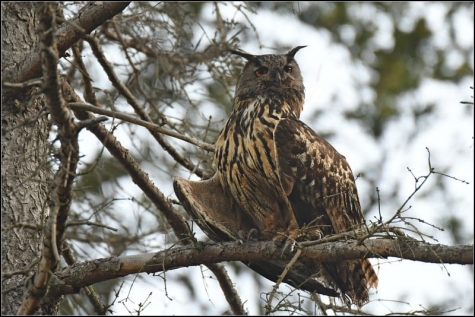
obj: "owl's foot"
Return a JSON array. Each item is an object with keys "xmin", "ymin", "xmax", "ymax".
[
  {"xmin": 303, "ymin": 228, "xmax": 323, "ymax": 241},
  {"xmin": 273, "ymin": 229, "xmax": 300, "ymax": 255},
  {"xmin": 282, "ymin": 238, "xmax": 298, "ymax": 255},
  {"xmin": 238, "ymin": 228, "xmax": 259, "ymax": 242},
  {"xmin": 299, "ymin": 220, "xmax": 326, "ymax": 241},
  {"xmin": 271, "ymin": 234, "xmax": 286, "ymax": 248}
]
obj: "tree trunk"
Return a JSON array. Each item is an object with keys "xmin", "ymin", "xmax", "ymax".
[{"xmin": 1, "ymin": 2, "xmax": 57, "ymax": 315}]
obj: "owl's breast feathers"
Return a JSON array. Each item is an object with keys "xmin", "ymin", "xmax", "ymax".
[{"xmin": 214, "ymin": 96, "xmax": 304, "ymax": 239}]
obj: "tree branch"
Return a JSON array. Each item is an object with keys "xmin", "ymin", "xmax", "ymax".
[
  {"xmin": 62, "ymin": 241, "xmax": 108, "ymax": 315},
  {"xmin": 61, "ymin": 80, "xmax": 194, "ymax": 243},
  {"xmin": 11, "ymin": 2, "xmax": 130, "ymax": 85},
  {"xmin": 46, "ymin": 239, "xmax": 473, "ymax": 298},
  {"xmin": 67, "ymin": 102, "xmax": 214, "ymax": 152},
  {"xmin": 61, "ymin": 81, "xmax": 245, "ymax": 314},
  {"xmin": 206, "ymin": 263, "xmax": 246, "ymax": 315}
]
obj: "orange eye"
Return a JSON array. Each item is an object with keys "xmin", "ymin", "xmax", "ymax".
[
  {"xmin": 284, "ymin": 65, "xmax": 293, "ymax": 73},
  {"xmin": 255, "ymin": 67, "xmax": 268, "ymax": 77}
]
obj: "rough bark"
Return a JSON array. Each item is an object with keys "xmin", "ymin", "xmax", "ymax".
[{"xmin": 1, "ymin": 2, "xmax": 53, "ymax": 315}]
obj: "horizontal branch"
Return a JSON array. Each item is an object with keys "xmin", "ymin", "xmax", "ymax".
[{"xmin": 48, "ymin": 238, "xmax": 472, "ymax": 297}]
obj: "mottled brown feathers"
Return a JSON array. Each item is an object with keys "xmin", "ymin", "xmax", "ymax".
[
  {"xmin": 175, "ymin": 46, "xmax": 378, "ymax": 308},
  {"xmin": 216, "ymin": 47, "xmax": 378, "ymax": 307},
  {"xmin": 173, "ymin": 175, "xmax": 340, "ymax": 297}
]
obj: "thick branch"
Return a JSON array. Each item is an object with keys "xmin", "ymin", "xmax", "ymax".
[
  {"xmin": 46, "ymin": 239, "xmax": 473, "ymax": 297},
  {"xmin": 12, "ymin": 2, "xmax": 130, "ymax": 85}
]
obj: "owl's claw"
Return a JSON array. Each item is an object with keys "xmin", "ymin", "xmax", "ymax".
[
  {"xmin": 305, "ymin": 228, "xmax": 323, "ymax": 241},
  {"xmin": 272, "ymin": 230, "xmax": 300, "ymax": 256},
  {"xmin": 282, "ymin": 238, "xmax": 298, "ymax": 255},
  {"xmin": 237, "ymin": 230, "xmax": 246, "ymax": 242},
  {"xmin": 238, "ymin": 228, "xmax": 259, "ymax": 242},
  {"xmin": 247, "ymin": 228, "xmax": 259, "ymax": 241},
  {"xmin": 272, "ymin": 234, "xmax": 286, "ymax": 248}
]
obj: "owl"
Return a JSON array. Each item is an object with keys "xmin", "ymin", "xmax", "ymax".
[{"xmin": 174, "ymin": 46, "xmax": 378, "ymax": 308}]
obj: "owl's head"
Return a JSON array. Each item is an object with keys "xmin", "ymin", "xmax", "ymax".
[{"xmin": 230, "ymin": 46, "xmax": 306, "ymax": 111}]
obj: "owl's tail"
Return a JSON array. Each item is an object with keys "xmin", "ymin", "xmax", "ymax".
[
  {"xmin": 352, "ymin": 259, "xmax": 379, "ymax": 308},
  {"xmin": 362, "ymin": 258, "xmax": 379, "ymax": 289},
  {"xmin": 325, "ymin": 259, "xmax": 378, "ymax": 308}
]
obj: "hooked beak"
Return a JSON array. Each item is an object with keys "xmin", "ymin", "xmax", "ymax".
[{"xmin": 269, "ymin": 71, "xmax": 282, "ymax": 87}]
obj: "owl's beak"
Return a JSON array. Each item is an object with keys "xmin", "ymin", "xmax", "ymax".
[{"xmin": 269, "ymin": 71, "xmax": 282, "ymax": 87}]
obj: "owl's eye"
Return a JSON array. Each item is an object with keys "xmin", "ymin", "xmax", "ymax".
[
  {"xmin": 255, "ymin": 67, "xmax": 268, "ymax": 77},
  {"xmin": 284, "ymin": 65, "xmax": 293, "ymax": 73}
]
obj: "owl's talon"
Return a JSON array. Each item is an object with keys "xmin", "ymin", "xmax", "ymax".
[
  {"xmin": 247, "ymin": 228, "xmax": 259, "ymax": 241},
  {"xmin": 281, "ymin": 238, "xmax": 299, "ymax": 256},
  {"xmin": 238, "ymin": 228, "xmax": 259, "ymax": 242},
  {"xmin": 272, "ymin": 233, "xmax": 299, "ymax": 256},
  {"xmin": 272, "ymin": 234, "xmax": 285, "ymax": 247},
  {"xmin": 305, "ymin": 229, "xmax": 323, "ymax": 241}
]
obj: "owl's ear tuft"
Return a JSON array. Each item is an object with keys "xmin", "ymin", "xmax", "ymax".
[
  {"xmin": 286, "ymin": 46, "xmax": 307, "ymax": 62},
  {"xmin": 229, "ymin": 49, "xmax": 258, "ymax": 63}
]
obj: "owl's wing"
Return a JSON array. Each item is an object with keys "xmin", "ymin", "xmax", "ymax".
[
  {"xmin": 274, "ymin": 117, "xmax": 378, "ymax": 307},
  {"xmin": 173, "ymin": 175, "xmax": 245, "ymax": 242},
  {"xmin": 173, "ymin": 174, "xmax": 339, "ymax": 297},
  {"xmin": 274, "ymin": 117, "xmax": 364, "ymax": 234}
]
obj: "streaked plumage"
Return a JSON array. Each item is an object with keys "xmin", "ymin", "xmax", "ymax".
[
  {"xmin": 214, "ymin": 47, "xmax": 306, "ymax": 245},
  {"xmin": 174, "ymin": 46, "xmax": 378, "ymax": 308}
]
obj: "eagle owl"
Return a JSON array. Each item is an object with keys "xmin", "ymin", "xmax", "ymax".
[{"xmin": 174, "ymin": 46, "xmax": 378, "ymax": 308}]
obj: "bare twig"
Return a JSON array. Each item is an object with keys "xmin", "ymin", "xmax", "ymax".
[
  {"xmin": 266, "ymin": 248, "xmax": 303, "ymax": 315},
  {"xmin": 66, "ymin": 220, "xmax": 118, "ymax": 232},
  {"xmin": 3, "ymin": 78, "xmax": 43, "ymax": 88},
  {"xmin": 68, "ymin": 102, "xmax": 214, "ymax": 152}
]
